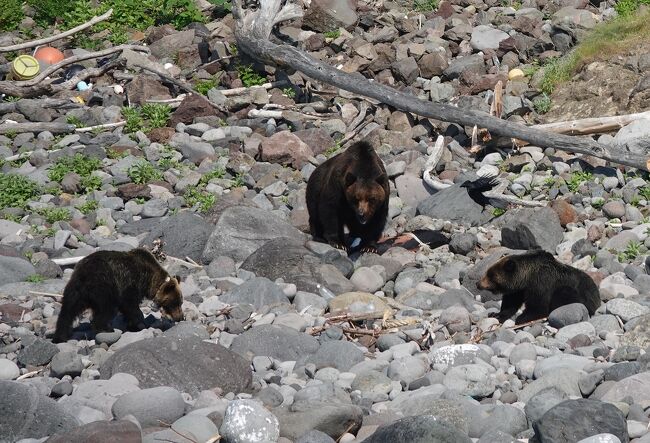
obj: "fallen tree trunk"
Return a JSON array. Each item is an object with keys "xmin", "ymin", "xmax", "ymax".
[
  {"xmin": 533, "ymin": 111, "xmax": 650, "ymax": 136},
  {"xmin": 232, "ymin": 0, "xmax": 650, "ymax": 171},
  {"xmin": 0, "ymin": 122, "xmax": 75, "ymax": 135}
]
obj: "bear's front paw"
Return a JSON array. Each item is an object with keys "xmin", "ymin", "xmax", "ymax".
[
  {"xmin": 329, "ymin": 242, "xmax": 348, "ymax": 252},
  {"xmin": 360, "ymin": 245, "xmax": 378, "ymax": 254}
]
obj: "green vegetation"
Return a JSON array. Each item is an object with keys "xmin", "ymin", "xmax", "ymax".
[
  {"xmin": 566, "ymin": 171, "xmax": 593, "ymax": 192},
  {"xmin": 324, "ymin": 29, "xmax": 341, "ymax": 39},
  {"xmin": 413, "ymin": 0, "xmax": 438, "ymax": 12},
  {"xmin": 208, "ymin": 0, "xmax": 232, "ymax": 12},
  {"xmin": 48, "ymin": 154, "xmax": 102, "ymax": 194},
  {"xmin": 617, "ymin": 240, "xmax": 642, "ymax": 262},
  {"xmin": 195, "ymin": 77, "xmax": 220, "ymax": 96},
  {"xmin": 200, "ymin": 167, "xmax": 226, "ymax": 185},
  {"xmin": 615, "ymin": 0, "xmax": 650, "ymax": 16},
  {"xmin": 282, "ymin": 87, "xmax": 296, "ymax": 98},
  {"xmin": 37, "ymin": 207, "xmax": 71, "ymax": 224},
  {"xmin": 76, "ymin": 200, "xmax": 98, "ymax": 215},
  {"xmin": 237, "ymin": 64, "xmax": 266, "ymax": 88},
  {"xmin": 539, "ymin": 9, "xmax": 650, "ymax": 94},
  {"xmin": 66, "ymin": 115, "xmax": 85, "ymax": 128},
  {"xmin": 184, "ymin": 186, "xmax": 216, "ymax": 213},
  {"xmin": 25, "ymin": 274, "xmax": 45, "ymax": 283},
  {"xmin": 533, "ymin": 93, "xmax": 552, "ymax": 114},
  {"xmin": 1, "ymin": 0, "xmax": 23, "ymax": 32},
  {"xmin": 492, "ymin": 208, "xmax": 506, "ymax": 217},
  {"xmin": 31, "ymin": 0, "xmax": 207, "ymax": 45},
  {"xmin": 592, "ymin": 198, "xmax": 605, "ymax": 209},
  {"xmin": 232, "ymin": 172, "xmax": 245, "ymax": 188},
  {"xmin": 639, "ymin": 186, "xmax": 650, "ymax": 201},
  {"xmin": 128, "ymin": 160, "xmax": 163, "ymax": 184},
  {"xmin": 107, "ymin": 149, "xmax": 128, "ymax": 160},
  {"xmin": 0, "ymin": 174, "xmax": 41, "ymax": 210},
  {"xmin": 122, "ymin": 104, "xmax": 171, "ymax": 133}
]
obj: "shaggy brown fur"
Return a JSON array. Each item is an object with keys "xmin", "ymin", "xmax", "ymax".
[
  {"xmin": 306, "ymin": 140, "xmax": 389, "ymax": 254},
  {"xmin": 478, "ymin": 249, "xmax": 601, "ymax": 324},
  {"xmin": 52, "ymin": 248, "xmax": 184, "ymax": 343}
]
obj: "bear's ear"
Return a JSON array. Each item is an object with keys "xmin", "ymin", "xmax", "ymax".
[
  {"xmin": 503, "ymin": 258, "xmax": 516, "ymax": 273},
  {"xmin": 174, "ymin": 275, "xmax": 182, "ymax": 283},
  {"xmin": 344, "ymin": 172, "xmax": 357, "ymax": 187}
]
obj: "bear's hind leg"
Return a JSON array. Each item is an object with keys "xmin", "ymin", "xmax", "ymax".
[{"xmin": 89, "ymin": 290, "xmax": 116, "ymax": 334}]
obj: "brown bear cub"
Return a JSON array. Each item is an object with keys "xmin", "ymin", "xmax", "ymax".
[
  {"xmin": 306, "ymin": 140, "xmax": 389, "ymax": 254},
  {"xmin": 478, "ymin": 249, "xmax": 601, "ymax": 324},
  {"xmin": 52, "ymin": 248, "xmax": 184, "ymax": 343}
]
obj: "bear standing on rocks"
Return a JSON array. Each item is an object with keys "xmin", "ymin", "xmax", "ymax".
[
  {"xmin": 306, "ymin": 140, "xmax": 389, "ymax": 254},
  {"xmin": 478, "ymin": 249, "xmax": 601, "ymax": 324},
  {"xmin": 52, "ymin": 248, "xmax": 184, "ymax": 343}
]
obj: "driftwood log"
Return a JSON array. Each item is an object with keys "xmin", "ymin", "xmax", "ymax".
[{"xmin": 232, "ymin": 0, "xmax": 650, "ymax": 171}]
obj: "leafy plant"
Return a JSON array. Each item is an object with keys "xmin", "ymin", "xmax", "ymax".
[
  {"xmin": 592, "ymin": 198, "xmax": 605, "ymax": 209},
  {"xmin": 140, "ymin": 103, "xmax": 171, "ymax": 129},
  {"xmin": 60, "ymin": 0, "xmax": 206, "ymax": 45},
  {"xmin": 122, "ymin": 104, "xmax": 171, "ymax": 133},
  {"xmin": 200, "ymin": 167, "xmax": 226, "ymax": 185},
  {"xmin": 1, "ymin": 0, "xmax": 24, "ymax": 32},
  {"xmin": 76, "ymin": 200, "xmax": 98, "ymax": 214},
  {"xmin": 48, "ymin": 154, "xmax": 102, "ymax": 184},
  {"xmin": 566, "ymin": 171, "xmax": 593, "ymax": 192},
  {"xmin": 107, "ymin": 149, "xmax": 128, "ymax": 160},
  {"xmin": 639, "ymin": 186, "xmax": 650, "ymax": 201},
  {"xmin": 237, "ymin": 64, "xmax": 266, "ymax": 88},
  {"xmin": 128, "ymin": 161, "xmax": 163, "ymax": 184},
  {"xmin": 615, "ymin": 0, "xmax": 650, "ymax": 16},
  {"xmin": 25, "ymin": 274, "xmax": 45, "ymax": 283},
  {"xmin": 37, "ymin": 207, "xmax": 71, "ymax": 224},
  {"xmin": 208, "ymin": 0, "xmax": 232, "ymax": 12},
  {"xmin": 413, "ymin": 0, "xmax": 439, "ymax": 12},
  {"xmin": 0, "ymin": 174, "xmax": 41, "ymax": 210},
  {"xmin": 533, "ymin": 93, "xmax": 552, "ymax": 114},
  {"xmin": 282, "ymin": 87, "xmax": 296, "ymax": 98},
  {"xmin": 617, "ymin": 241, "xmax": 642, "ymax": 262},
  {"xmin": 232, "ymin": 172, "xmax": 245, "ymax": 188},
  {"xmin": 66, "ymin": 115, "xmax": 85, "ymax": 128},
  {"xmin": 492, "ymin": 207, "xmax": 506, "ymax": 217},
  {"xmin": 184, "ymin": 186, "xmax": 216, "ymax": 213},
  {"xmin": 324, "ymin": 29, "xmax": 341, "ymax": 39},
  {"xmin": 195, "ymin": 77, "xmax": 220, "ymax": 95},
  {"xmin": 81, "ymin": 175, "xmax": 103, "ymax": 192}
]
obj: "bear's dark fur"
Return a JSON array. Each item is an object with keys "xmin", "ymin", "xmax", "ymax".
[
  {"xmin": 477, "ymin": 249, "xmax": 601, "ymax": 324},
  {"xmin": 306, "ymin": 140, "xmax": 389, "ymax": 253},
  {"xmin": 52, "ymin": 248, "xmax": 184, "ymax": 343}
]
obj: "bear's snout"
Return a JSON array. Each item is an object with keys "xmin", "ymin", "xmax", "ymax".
[{"xmin": 477, "ymin": 275, "xmax": 494, "ymax": 290}]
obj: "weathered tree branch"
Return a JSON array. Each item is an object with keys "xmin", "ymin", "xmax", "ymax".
[
  {"xmin": 232, "ymin": 0, "xmax": 650, "ymax": 171},
  {"xmin": 0, "ymin": 9, "xmax": 114, "ymax": 53},
  {"xmin": 533, "ymin": 111, "xmax": 650, "ymax": 136},
  {"xmin": 0, "ymin": 122, "xmax": 75, "ymax": 135}
]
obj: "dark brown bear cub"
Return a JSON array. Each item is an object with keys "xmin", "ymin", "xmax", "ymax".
[
  {"xmin": 478, "ymin": 249, "xmax": 601, "ymax": 324},
  {"xmin": 52, "ymin": 248, "xmax": 184, "ymax": 343},
  {"xmin": 306, "ymin": 140, "xmax": 389, "ymax": 253}
]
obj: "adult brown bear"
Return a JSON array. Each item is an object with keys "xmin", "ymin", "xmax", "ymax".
[
  {"xmin": 478, "ymin": 249, "xmax": 601, "ymax": 324},
  {"xmin": 52, "ymin": 248, "xmax": 184, "ymax": 343},
  {"xmin": 306, "ymin": 140, "xmax": 389, "ymax": 254}
]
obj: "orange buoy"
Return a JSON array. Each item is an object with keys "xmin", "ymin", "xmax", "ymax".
[{"xmin": 34, "ymin": 46, "xmax": 65, "ymax": 65}]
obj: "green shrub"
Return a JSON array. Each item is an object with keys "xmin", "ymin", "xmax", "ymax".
[
  {"xmin": 237, "ymin": 64, "xmax": 266, "ymax": 87},
  {"xmin": 128, "ymin": 161, "xmax": 163, "ymax": 184},
  {"xmin": 0, "ymin": 174, "xmax": 41, "ymax": 209},
  {"xmin": 60, "ymin": 0, "xmax": 205, "ymax": 46},
  {"xmin": 49, "ymin": 154, "xmax": 101, "ymax": 183},
  {"xmin": 1, "ymin": 0, "xmax": 23, "ymax": 32},
  {"xmin": 122, "ymin": 104, "xmax": 171, "ymax": 133}
]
